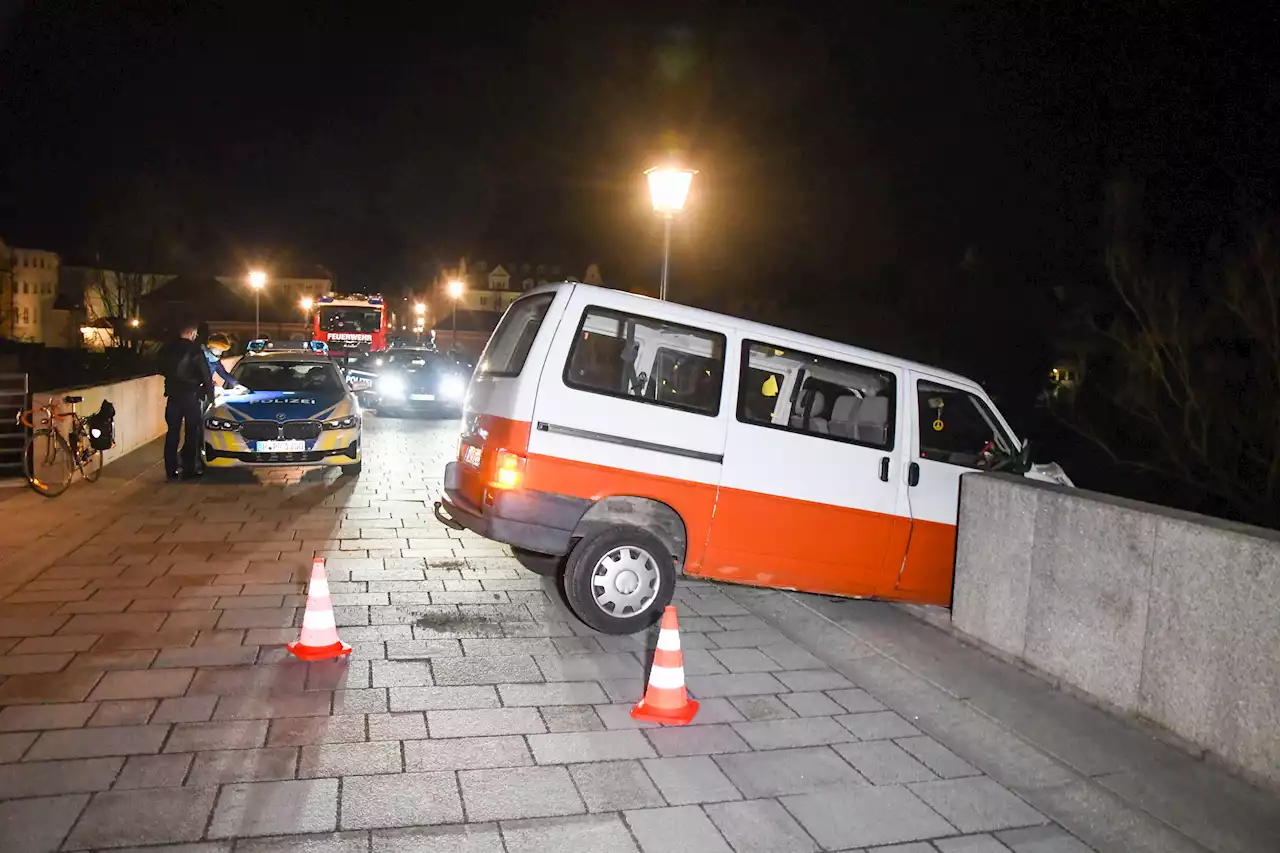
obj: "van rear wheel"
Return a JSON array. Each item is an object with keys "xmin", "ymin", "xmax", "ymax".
[
  {"xmin": 512, "ymin": 548, "xmax": 564, "ymax": 577},
  {"xmin": 563, "ymin": 526, "xmax": 674, "ymax": 635}
]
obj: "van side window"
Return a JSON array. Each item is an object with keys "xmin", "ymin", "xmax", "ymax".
[
  {"xmin": 917, "ymin": 380, "xmax": 1014, "ymax": 468},
  {"xmin": 736, "ymin": 341, "xmax": 896, "ymax": 450},
  {"xmin": 563, "ymin": 306, "xmax": 725, "ymax": 416},
  {"xmin": 477, "ymin": 293, "xmax": 554, "ymax": 377}
]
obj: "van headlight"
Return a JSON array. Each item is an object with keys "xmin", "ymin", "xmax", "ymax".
[
  {"xmin": 439, "ymin": 375, "xmax": 466, "ymax": 400},
  {"xmin": 205, "ymin": 417, "xmax": 240, "ymax": 431},
  {"xmin": 322, "ymin": 415, "xmax": 360, "ymax": 431},
  {"xmin": 378, "ymin": 375, "xmax": 406, "ymax": 398}
]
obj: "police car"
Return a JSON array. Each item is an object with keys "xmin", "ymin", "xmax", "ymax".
[{"xmin": 203, "ymin": 340, "xmax": 364, "ymax": 475}]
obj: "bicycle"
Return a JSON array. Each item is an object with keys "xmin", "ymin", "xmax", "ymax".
[{"xmin": 17, "ymin": 395, "xmax": 103, "ymax": 497}]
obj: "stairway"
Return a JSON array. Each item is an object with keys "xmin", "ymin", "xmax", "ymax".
[{"xmin": 0, "ymin": 372, "xmax": 28, "ymax": 483}]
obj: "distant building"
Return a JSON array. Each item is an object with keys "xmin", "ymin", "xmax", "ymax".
[
  {"xmin": 140, "ymin": 273, "xmax": 333, "ymax": 345},
  {"xmin": 0, "ymin": 243, "xmax": 67, "ymax": 345},
  {"xmin": 213, "ymin": 275, "xmax": 330, "ymax": 310},
  {"xmin": 0, "ymin": 238, "xmax": 11, "ymax": 339},
  {"xmin": 428, "ymin": 257, "xmax": 602, "ymax": 339},
  {"xmin": 61, "ymin": 267, "xmax": 176, "ymax": 350}
]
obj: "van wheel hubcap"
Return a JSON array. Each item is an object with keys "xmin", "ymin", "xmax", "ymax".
[{"xmin": 591, "ymin": 545, "xmax": 659, "ymax": 617}]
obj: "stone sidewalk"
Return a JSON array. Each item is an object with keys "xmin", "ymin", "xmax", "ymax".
[{"xmin": 0, "ymin": 419, "xmax": 1274, "ymax": 853}]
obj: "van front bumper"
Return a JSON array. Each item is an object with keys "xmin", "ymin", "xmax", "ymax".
[{"xmin": 435, "ymin": 461, "xmax": 589, "ymax": 556}]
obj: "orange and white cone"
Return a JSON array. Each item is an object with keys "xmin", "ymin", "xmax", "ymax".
[
  {"xmin": 287, "ymin": 558, "xmax": 352, "ymax": 661},
  {"xmin": 631, "ymin": 605, "xmax": 699, "ymax": 725}
]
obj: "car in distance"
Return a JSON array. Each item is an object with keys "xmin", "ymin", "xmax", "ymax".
[{"xmin": 367, "ymin": 347, "xmax": 469, "ymax": 417}]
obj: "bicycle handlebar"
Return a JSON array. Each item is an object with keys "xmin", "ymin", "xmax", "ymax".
[{"xmin": 17, "ymin": 398, "xmax": 75, "ymax": 430}]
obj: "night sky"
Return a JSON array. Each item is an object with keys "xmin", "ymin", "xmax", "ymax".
[{"xmin": 2, "ymin": 2, "xmax": 1277, "ymax": 349}]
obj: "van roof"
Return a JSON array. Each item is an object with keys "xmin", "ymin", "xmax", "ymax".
[{"xmin": 526, "ymin": 281, "xmax": 982, "ymax": 391}]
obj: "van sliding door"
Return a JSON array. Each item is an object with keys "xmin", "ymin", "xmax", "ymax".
[{"xmin": 703, "ymin": 340, "xmax": 904, "ymax": 597}]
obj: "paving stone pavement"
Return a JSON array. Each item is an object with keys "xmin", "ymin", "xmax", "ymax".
[{"xmin": 0, "ymin": 415, "xmax": 1274, "ymax": 852}]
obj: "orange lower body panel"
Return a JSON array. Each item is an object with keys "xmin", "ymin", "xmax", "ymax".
[
  {"xmin": 883, "ymin": 519, "xmax": 956, "ymax": 606},
  {"xmin": 524, "ymin": 453, "xmax": 719, "ymax": 571},
  {"xmin": 460, "ymin": 415, "xmax": 957, "ymax": 607},
  {"xmin": 700, "ymin": 487, "xmax": 895, "ymax": 598}
]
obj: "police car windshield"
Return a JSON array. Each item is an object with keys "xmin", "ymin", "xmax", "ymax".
[{"xmin": 233, "ymin": 361, "xmax": 344, "ymax": 394}]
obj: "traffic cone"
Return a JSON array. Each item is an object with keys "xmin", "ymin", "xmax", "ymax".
[
  {"xmin": 631, "ymin": 605, "xmax": 699, "ymax": 725},
  {"xmin": 287, "ymin": 557, "xmax": 352, "ymax": 661}
]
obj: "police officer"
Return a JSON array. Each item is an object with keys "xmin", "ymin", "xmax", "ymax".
[{"xmin": 159, "ymin": 322, "xmax": 214, "ymax": 480}]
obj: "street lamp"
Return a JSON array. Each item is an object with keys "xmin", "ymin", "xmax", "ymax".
[
  {"xmin": 248, "ymin": 270, "xmax": 267, "ymax": 338},
  {"xmin": 447, "ymin": 281, "xmax": 464, "ymax": 353},
  {"xmin": 645, "ymin": 166, "xmax": 697, "ymax": 301},
  {"xmin": 300, "ymin": 296, "xmax": 314, "ymax": 341}
]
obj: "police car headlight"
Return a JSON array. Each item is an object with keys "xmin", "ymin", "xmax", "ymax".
[
  {"xmin": 322, "ymin": 415, "xmax": 360, "ymax": 431},
  {"xmin": 378, "ymin": 376, "xmax": 406, "ymax": 398},
  {"xmin": 204, "ymin": 417, "xmax": 240, "ymax": 431},
  {"xmin": 439, "ymin": 375, "xmax": 466, "ymax": 400}
]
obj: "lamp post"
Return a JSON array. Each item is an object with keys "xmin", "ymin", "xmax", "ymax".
[
  {"xmin": 413, "ymin": 302, "xmax": 426, "ymax": 344},
  {"xmin": 645, "ymin": 166, "xmax": 697, "ymax": 300},
  {"xmin": 447, "ymin": 280, "xmax": 464, "ymax": 354},
  {"xmin": 248, "ymin": 270, "xmax": 267, "ymax": 338},
  {"xmin": 300, "ymin": 296, "xmax": 314, "ymax": 341}
]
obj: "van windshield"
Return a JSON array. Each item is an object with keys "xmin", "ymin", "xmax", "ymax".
[{"xmin": 477, "ymin": 293, "xmax": 555, "ymax": 377}]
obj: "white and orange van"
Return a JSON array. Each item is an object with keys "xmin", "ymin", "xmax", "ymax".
[{"xmin": 434, "ymin": 282, "xmax": 1071, "ymax": 634}]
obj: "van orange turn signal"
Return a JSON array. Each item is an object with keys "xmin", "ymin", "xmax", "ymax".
[{"xmin": 490, "ymin": 450, "xmax": 525, "ymax": 490}]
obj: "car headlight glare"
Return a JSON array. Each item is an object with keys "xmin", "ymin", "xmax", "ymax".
[
  {"xmin": 439, "ymin": 375, "xmax": 466, "ymax": 400},
  {"xmin": 322, "ymin": 415, "xmax": 360, "ymax": 430},
  {"xmin": 378, "ymin": 376, "xmax": 406, "ymax": 397},
  {"xmin": 204, "ymin": 417, "xmax": 240, "ymax": 431}
]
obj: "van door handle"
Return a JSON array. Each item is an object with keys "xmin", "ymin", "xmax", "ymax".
[
  {"xmin": 908, "ymin": 462, "xmax": 920, "ymax": 487},
  {"xmin": 879, "ymin": 457, "xmax": 889, "ymax": 482}
]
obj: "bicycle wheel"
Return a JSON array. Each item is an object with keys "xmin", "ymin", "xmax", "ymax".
[{"xmin": 24, "ymin": 429, "xmax": 74, "ymax": 497}]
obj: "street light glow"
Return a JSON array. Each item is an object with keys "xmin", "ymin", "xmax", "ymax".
[
  {"xmin": 447, "ymin": 280, "xmax": 464, "ymax": 300},
  {"xmin": 646, "ymin": 166, "xmax": 697, "ymax": 215},
  {"xmin": 129, "ymin": 317, "xmax": 140, "ymax": 328},
  {"xmin": 248, "ymin": 270, "xmax": 267, "ymax": 289},
  {"xmin": 414, "ymin": 302, "xmax": 426, "ymax": 315},
  {"xmin": 300, "ymin": 296, "xmax": 314, "ymax": 312}
]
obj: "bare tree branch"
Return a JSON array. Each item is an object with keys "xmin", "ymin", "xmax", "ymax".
[{"xmin": 1052, "ymin": 204, "xmax": 1280, "ymax": 525}]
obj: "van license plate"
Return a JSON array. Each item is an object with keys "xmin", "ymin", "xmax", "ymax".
[
  {"xmin": 463, "ymin": 445, "xmax": 482, "ymax": 467},
  {"xmin": 411, "ymin": 393, "xmax": 435, "ymax": 401},
  {"xmin": 257, "ymin": 440, "xmax": 305, "ymax": 453}
]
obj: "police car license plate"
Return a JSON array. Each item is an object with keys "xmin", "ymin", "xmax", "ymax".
[
  {"xmin": 257, "ymin": 440, "xmax": 305, "ymax": 453},
  {"xmin": 411, "ymin": 393, "xmax": 435, "ymax": 401},
  {"xmin": 463, "ymin": 445, "xmax": 482, "ymax": 467}
]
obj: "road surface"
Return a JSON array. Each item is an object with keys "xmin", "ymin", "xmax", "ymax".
[{"xmin": 0, "ymin": 411, "xmax": 1272, "ymax": 853}]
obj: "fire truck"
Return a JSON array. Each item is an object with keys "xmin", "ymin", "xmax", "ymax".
[{"xmin": 312, "ymin": 294, "xmax": 388, "ymax": 356}]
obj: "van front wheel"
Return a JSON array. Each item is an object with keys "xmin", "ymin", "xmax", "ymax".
[{"xmin": 563, "ymin": 526, "xmax": 674, "ymax": 635}]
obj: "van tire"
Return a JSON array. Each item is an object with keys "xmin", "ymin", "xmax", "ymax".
[
  {"xmin": 563, "ymin": 526, "xmax": 674, "ymax": 635},
  {"xmin": 512, "ymin": 548, "xmax": 564, "ymax": 577}
]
